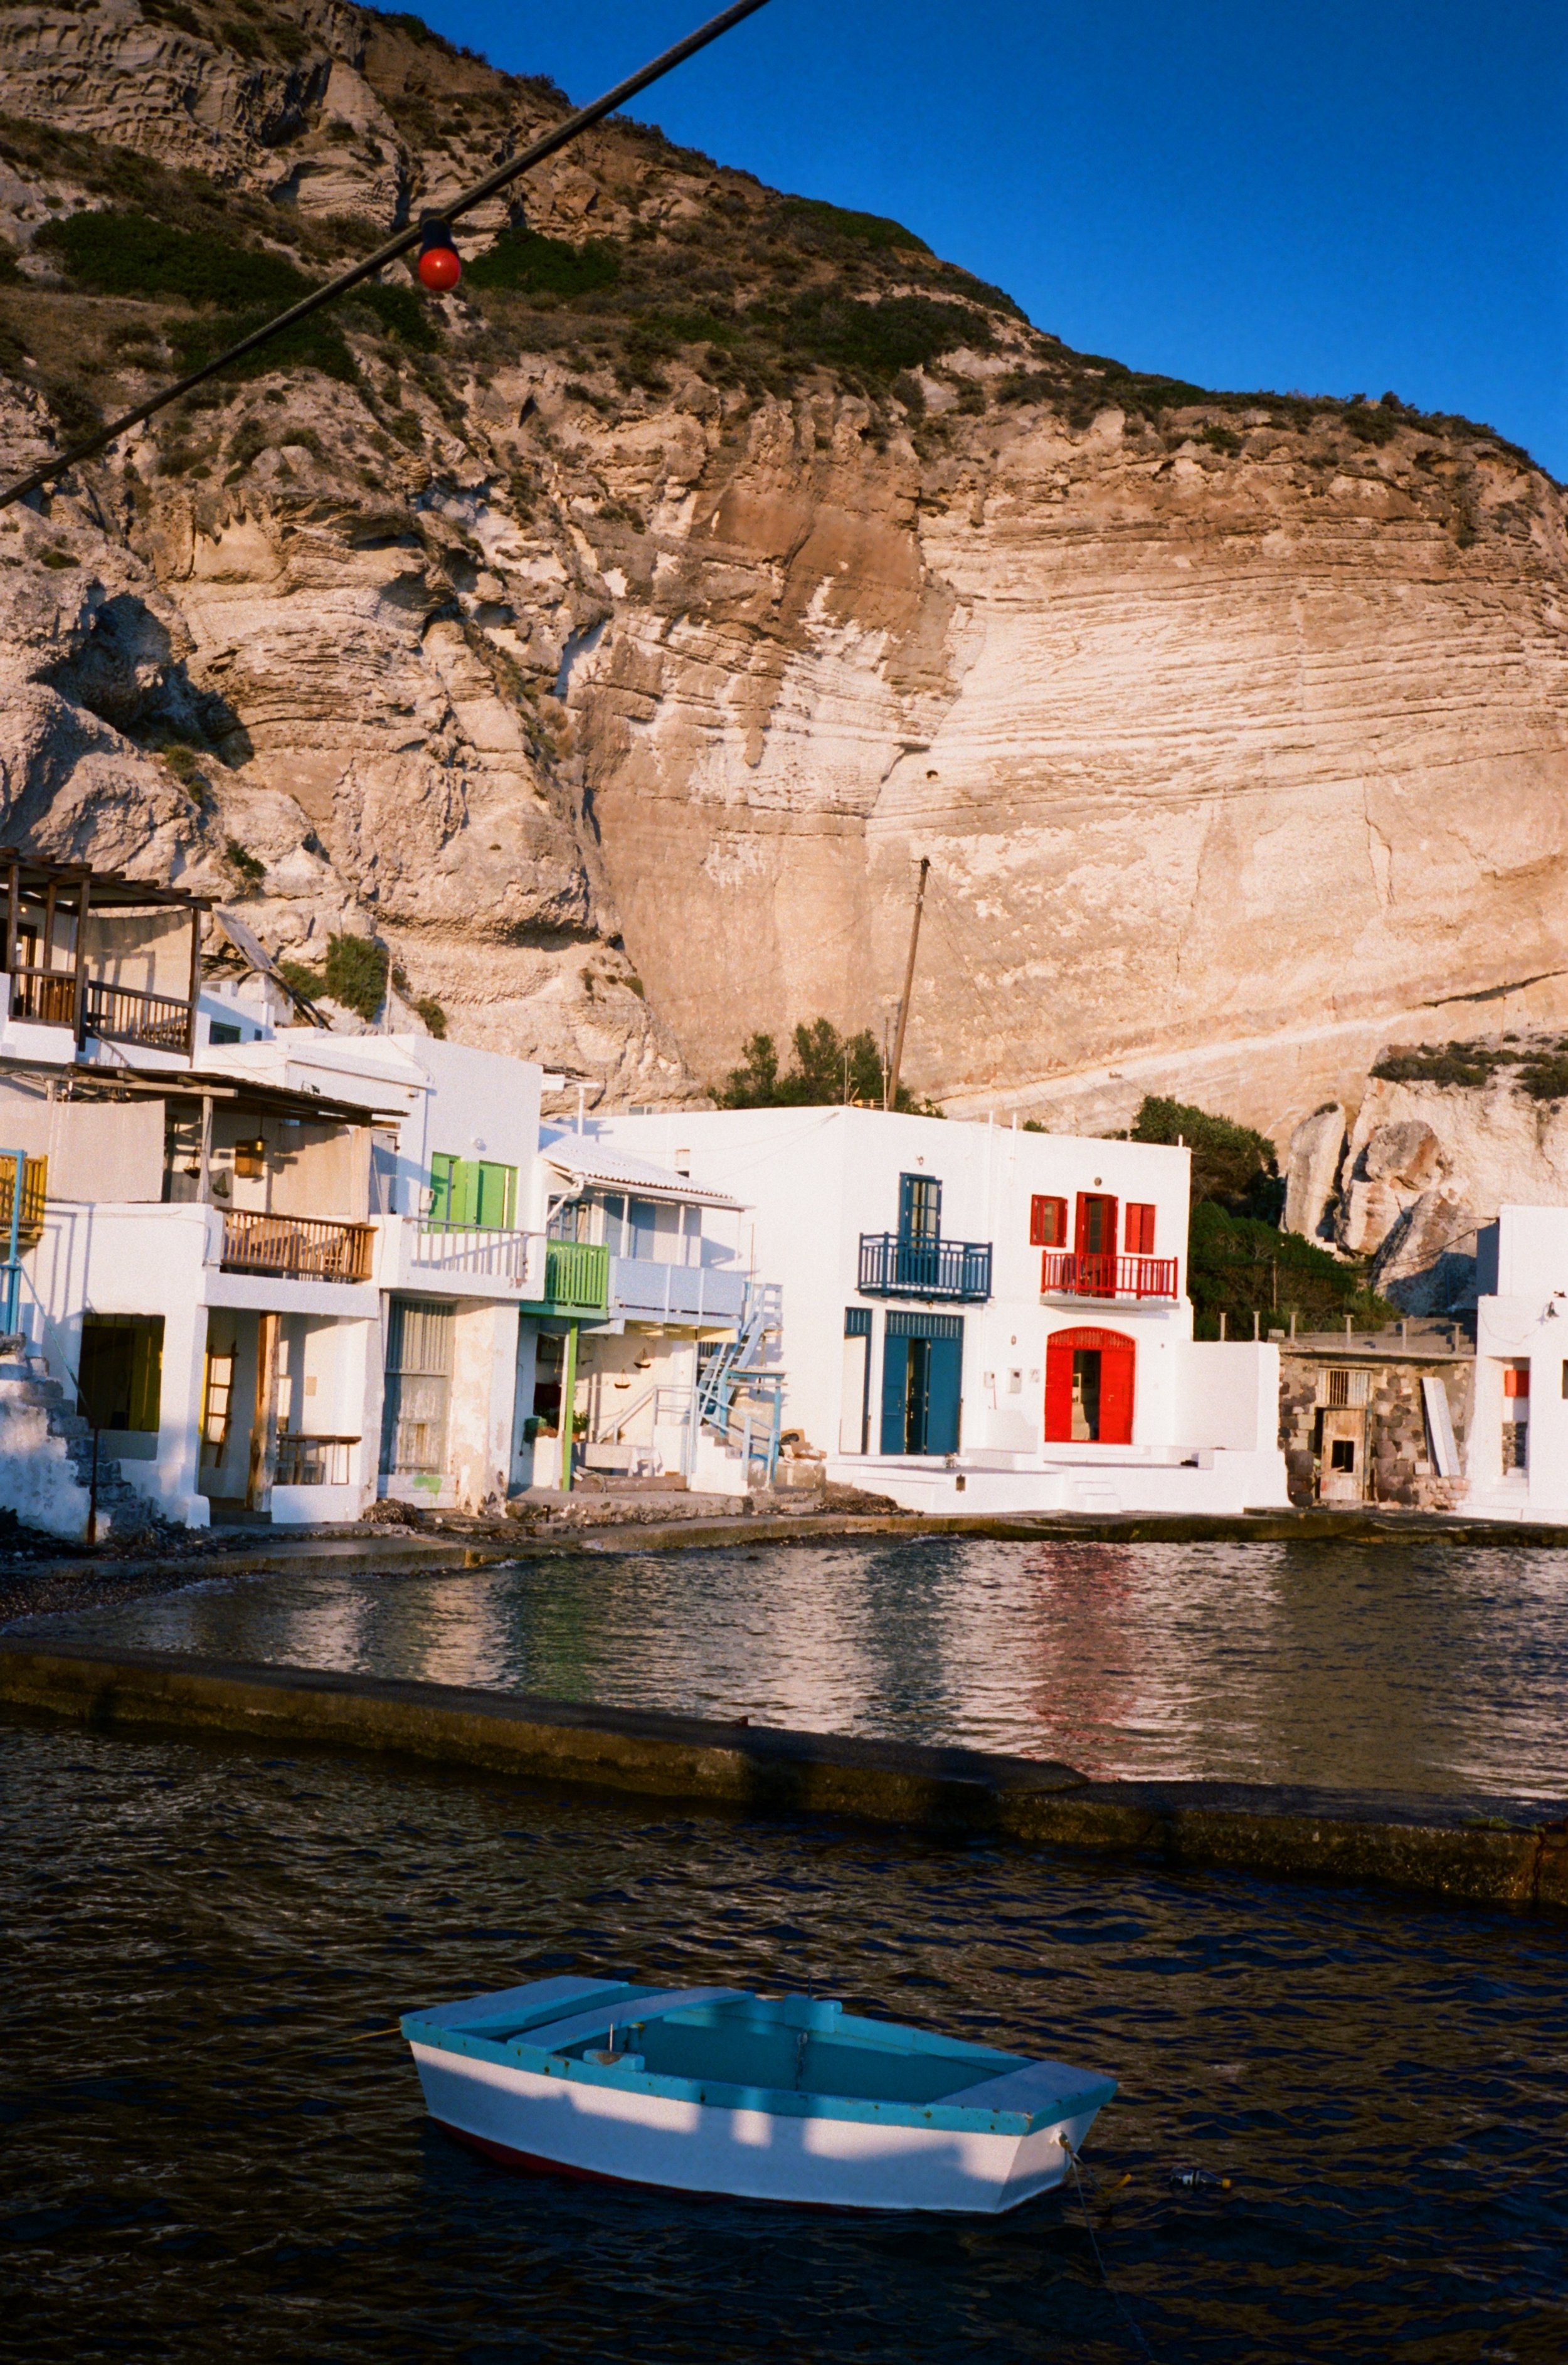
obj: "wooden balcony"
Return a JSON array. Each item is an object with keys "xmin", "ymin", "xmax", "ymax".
[
  {"xmin": 9, "ymin": 969, "xmax": 77, "ymax": 1027},
  {"xmin": 221, "ymin": 1210, "xmax": 374, "ymax": 1284},
  {"xmin": 857, "ymin": 1232, "xmax": 993, "ymax": 1303},
  {"xmin": 84, "ymin": 978, "xmax": 193, "ymax": 1052},
  {"xmin": 1041, "ymin": 1250, "xmax": 1180, "ymax": 1302},
  {"xmin": 8, "ymin": 970, "xmax": 194, "ymax": 1051}
]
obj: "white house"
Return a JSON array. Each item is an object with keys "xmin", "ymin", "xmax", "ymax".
[
  {"xmin": 1467, "ymin": 1206, "xmax": 1568, "ymax": 1520},
  {"xmin": 586, "ymin": 1108, "xmax": 1288, "ymax": 1516},
  {"xmin": 520, "ymin": 1130, "xmax": 759, "ymax": 1492}
]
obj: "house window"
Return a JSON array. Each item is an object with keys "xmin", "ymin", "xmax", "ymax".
[
  {"xmin": 1329, "ymin": 1437, "xmax": 1357, "ymax": 1473},
  {"xmin": 1124, "ymin": 1204, "xmax": 1156, "ymax": 1255},
  {"xmin": 1323, "ymin": 1367, "xmax": 1370, "ymax": 1409},
  {"xmin": 1030, "ymin": 1195, "xmax": 1067, "ymax": 1247},
  {"xmin": 201, "ymin": 1348, "xmax": 235, "ymax": 1466},
  {"xmin": 899, "ymin": 1173, "xmax": 942, "ymax": 1244},
  {"xmin": 430, "ymin": 1153, "xmax": 516, "ymax": 1229},
  {"xmin": 77, "ymin": 1315, "xmax": 164, "ymax": 1434},
  {"xmin": 209, "ymin": 1020, "xmax": 243, "ymax": 1046},
  {"xmin": 234, "ymin": 1138, "xmax": 265, "ymax": 1180},
  {"xmin": 1502, "ymin": 1366, "xmax": 1530, "ymax": 1399},
  {"xmin": 1502, "ymin": 1423, "xmax": 1528, "ymax": 1473}
]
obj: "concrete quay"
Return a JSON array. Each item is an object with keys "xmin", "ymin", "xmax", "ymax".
[{"xmin": 2, "ymin": 1639, "xmax": 1563, "ymax": 1918}]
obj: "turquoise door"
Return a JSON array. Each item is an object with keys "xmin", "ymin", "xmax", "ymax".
[{"xmin": 880, "ymin": 1318, "xmax": 963, "ymax": 1454}]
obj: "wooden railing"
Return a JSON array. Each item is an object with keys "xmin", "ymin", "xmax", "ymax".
[
  {"xmin": 532, "ymin": 1237, "xmax": 610, "ymax": 1315},
  {"xmin": 0, "ymin": 1152, "xmax": 46, "ymax": 1247},
  {"xmin": 9, "ymin": 970, "xmax": 77, "ymax": 1027},
  {"xmin": 857, "ymin": 1232, "xmax": 993, "ymax": 1303},
  {"xmin": 221, "ymin": 1211, "xmax": 374, "ymax": 1284},
  {"xmin": 83, "ymin": 978, "xmax": 191, "ymax": 1052},
  {"xmin": 1040, "ymin": 1250, "xmax": 1180, "ymax": 1301},
  {"xmin": 274, "ymin": 1433, "xmax": 359, "ymax": 1486}
]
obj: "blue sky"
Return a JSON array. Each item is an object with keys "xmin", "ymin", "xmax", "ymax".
[{"xmin": 412, "ymin": 0, "xmax": 1566, "ymax": 477}]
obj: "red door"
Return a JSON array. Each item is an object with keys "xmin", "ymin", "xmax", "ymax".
[
  {"xmin": 1044, "ymin": 1327, "xmax": 1135, "ymax": 1444},
  {"xmin": 1074, "ymin": 1193, "xmax": 1118, "ymax": 1294}
]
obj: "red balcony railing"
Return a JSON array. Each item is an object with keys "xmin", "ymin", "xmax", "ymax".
[{"xmin": 1041, "ymin": 1249, "xmax": 1179, "ymax": 1301}]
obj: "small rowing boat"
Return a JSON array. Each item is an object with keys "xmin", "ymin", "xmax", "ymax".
[{"xmin": 402, "ymin": 1974, "xmax": 1115, "ymax": 2213}]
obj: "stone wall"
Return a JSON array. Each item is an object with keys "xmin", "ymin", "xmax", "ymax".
[{"xmin": 1278, "ymin": 1347, "xmax": 1473, "ymax": 1511}]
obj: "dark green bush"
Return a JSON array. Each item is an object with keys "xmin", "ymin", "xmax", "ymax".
[
  {"xmin": 36, "ymin": 208, "xmax": 314, "ymax": 311},
  {"xmin": 761, "ymin": 290, "xmax": 990, "ymax": 380},
  {"xmin": 415, "ymin": 995, "xmax": 447, "ymax": 1039},
  {"xmin": 1188, "ymin": 1202, "xmax": 1393, "ymax": 1338},
  {"xmin": 465, "ymin": 228, "xmax": 620, "ymax": 298},
  {"xmin": 323, "ymin": 933, "xmax": 388, "ymax": 1020},
  {"xmin": 224, "ymin": 841, "xmax": 265, "ymax": 889},
  {"xmin": 1370, "ymin": 1040, "xmax": 1511, "ymax": 1089},
  {"xmin": 779, "ymin": 197, "xmax": 931, "ymax": 253},
  {"xmin": 347, "ymin": 279, "xmax": 442, "ymax": 354},
  {"xmin": 719, "ymin": 1019, "xmax": 937, "ymax": 1113},
  {"xmin": 1130, "ymin": 1094, "xmax": 1279, "ymax": 1215}
]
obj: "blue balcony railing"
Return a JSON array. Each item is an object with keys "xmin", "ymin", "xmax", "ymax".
[{"xmin": 857, "ymin": 1232, "xmax": 993, "ymax": 1303}]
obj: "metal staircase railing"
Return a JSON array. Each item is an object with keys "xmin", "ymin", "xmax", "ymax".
[{"xmin": 695, "ymin": 1282, "xmax": 784, "ymax": 1484}]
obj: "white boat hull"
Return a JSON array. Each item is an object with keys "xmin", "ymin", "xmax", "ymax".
[{"xmin": 411, "ymin": 2043, "xmax": 1095, "ymax": 2213}]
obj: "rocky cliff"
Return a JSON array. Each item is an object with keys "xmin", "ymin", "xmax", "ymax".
[{"xmin": 2, "ymin": 0, "xmax": 1565, "ymax": 1128}]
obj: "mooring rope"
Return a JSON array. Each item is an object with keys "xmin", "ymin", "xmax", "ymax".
[{"xmin": 1064, "ymin": 2139, "xmax": 1160, "ymax": 2365}]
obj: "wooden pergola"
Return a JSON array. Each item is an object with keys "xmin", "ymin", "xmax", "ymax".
[{"xmin": 0, "ymin": 852, "xmax": 209, "ymax": 1056}]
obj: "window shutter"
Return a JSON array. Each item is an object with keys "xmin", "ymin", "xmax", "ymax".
[
  {"xmin": 1030, "ymin": 1194, "xmax": 1067, "ymax": 1246},
  {"xmin": 1126, "ymin": 1203, "xmax": 1155, "ymax": 1254},
  {"xmin": 1044, "ymin": 1335, "xmax": 1074, "ymax": 1441}
]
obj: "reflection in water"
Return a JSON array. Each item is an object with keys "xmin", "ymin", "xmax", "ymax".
[
  {"xmin": 6, "ymin": 1724, "xmax": 1567, "ymax": 2364},
  {"xmin": 20, "ymin": 1536, "xmax": 1568, "ymax": 1799}
]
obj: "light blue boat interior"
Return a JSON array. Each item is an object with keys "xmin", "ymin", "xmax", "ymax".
[{"xmin": 404, "ymin": 1977, "xmax": 1116, "ymax": 2136}]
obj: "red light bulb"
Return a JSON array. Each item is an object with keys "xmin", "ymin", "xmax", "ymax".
[
  {"xmin": 416, "ymin": 219, "xmax": 461, "ymax": 293},
  {"xmin": 418, "ymin": 243, "xmax": 461, "ymax": 293}
]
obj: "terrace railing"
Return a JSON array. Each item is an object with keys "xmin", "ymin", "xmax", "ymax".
[
  {"xmin": 1040, "ymin": 1250, "xmax": 1179, "ymax": 1302},
  {"xmin": 410, "ymin": 1223, "xmax": 534, "ymax": 1287},
  {"xmin": 221, "ymin": 1211, "xmax": 374, "ymax": 1284},
  {"xmin": 857, "ymin": 1232, "xmax": 993, "ymax": 1303},
  {"xmin": 525, "ymin": 1237, "xmax": 610, "ymax": 1317},
  {"xmin": 274, "ymin": 1433, "xmax": 359, "ymax": 1486},
  {"xmin": 9, "ymin": 970, "xmax": 77, "ymax": 1027},
  {"xmin": 83, "ymin": 978, "xmax": 191, "ymax": 1052}
]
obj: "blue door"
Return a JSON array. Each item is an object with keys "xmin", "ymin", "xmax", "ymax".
[{"xmin": 880, "ymin": 1314, "xmax": 964, "ymax": 1454}]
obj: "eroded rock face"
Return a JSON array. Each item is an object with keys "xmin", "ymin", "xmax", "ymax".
[
  {"xmin": 1, "ymin": 0, "xmax": 1565, "ymax": 1123},
  {"xmin": 1283, "ymin": 1061, "xmax": 1568, "ymax": 1309}
]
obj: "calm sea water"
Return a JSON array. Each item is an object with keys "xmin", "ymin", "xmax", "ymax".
[
  {"xmin": 4, "ymin": 1723, "xmax": 1565, "ymax": 2364},
  {"xmin": 20, "ymin": 1535, "xmax": 1568, "ymax": 1799}
]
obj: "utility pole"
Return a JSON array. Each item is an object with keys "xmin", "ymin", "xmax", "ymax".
[{"xmin": 884, "ymin": 858, "xmax": 930, "ymax": 1111}]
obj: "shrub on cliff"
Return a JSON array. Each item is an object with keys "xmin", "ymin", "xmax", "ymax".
[
  {"xmin": 719, "ymin": 1020, "xmax": 937, "ymax": 1113},
  {"xmin": 1130, "ymin": 1094, "xmax": 1281, "ymax": 1217},
  {"xmin": 36, "ymin": 208, "xmax": 314, "ymax": 311},
  {"xmin": 466, "ymin": 228, "xmax": 620, "ymax": 297}
]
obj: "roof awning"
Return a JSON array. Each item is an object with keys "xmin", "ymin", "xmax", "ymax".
[{"xmin": 540, "ymin": 1133, "xmax": 745, "ymax": 1212}]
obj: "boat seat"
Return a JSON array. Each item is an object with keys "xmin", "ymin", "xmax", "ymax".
[
  {"xmin": 518, "ymin": 1987, "xmax": 749, "ymax": 2056},
  {"xmin": 943, "ymin": 2059, "xmax": 1116, "ymax": 2121},
  {"xmin": 412, "ymin": 1976, "xmax": 626, "ymax": 2034}
]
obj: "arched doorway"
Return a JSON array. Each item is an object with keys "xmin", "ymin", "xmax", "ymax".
[{"xmin": 1045, "ymin": 1327, "xmax": 1135, "ymax": 1445}]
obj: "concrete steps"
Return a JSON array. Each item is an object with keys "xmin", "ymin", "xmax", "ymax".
[{"xmin": 0, "ymin": 1335, "xmax": 152, "ymax": 1537}]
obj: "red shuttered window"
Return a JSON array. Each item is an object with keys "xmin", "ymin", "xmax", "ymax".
[
  {"xmin": 1030, "ymin": 1194, "xmax": 1068, "ymax": 1247},
  {"xmin": 1125, "ymin": 1203, "xmax": 1156, "ymax": 1254}
]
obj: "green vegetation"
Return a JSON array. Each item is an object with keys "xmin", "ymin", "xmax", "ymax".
[
  {"xmin": 1131, "ymin": 1094, "xmax": 1280, "ymax": 1217},
  {"xmin": 36, "ymin": 208, "xmax": 314, "ymax": 311},
  {"xmin": 415, "ymin": 995, "xmax": 447, "ymax": 1040},
  {"xmin": 223, "ymin": 840, "xmax": 265, "ymax": 889},
  {"xmin": 277, "ymin": 958, "xmax": 326, "ymax": 1003},
  {"xmin": 321, "ymin": 933, "xmax": 389, "ymax": 1022},
  {"xmin": 1372, "ymin": 1035, "xmax": 1568, "ymax": 1103},
  {"xmin": 1187, "ymin": 1202, "xmax": 1394, "ymax": 1340},
  {"xmin": 718, "ymin": 1018, "xmax": 937, "ymax": 1113},
  {"xmin": 1130, "ymin": 1094, "xmax": 1391, "ymax": 1337},
  {"xmin": 779, "ymin": 198, "xmax": 931, "ymax": 253},
  {"xmin": 465, "ymin": 228, "xmax": 621, "ymax": 298},
  {"xmin": 761, "ymin": 289, "xmax": 991, "ymax": 381}
]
